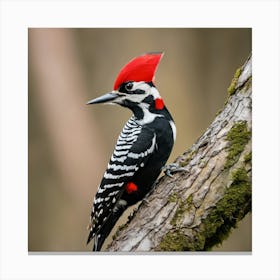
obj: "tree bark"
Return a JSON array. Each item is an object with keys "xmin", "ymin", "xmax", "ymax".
[{"xmin": 107, "ymin": 55, "xmax": 252, "ymax": 252}]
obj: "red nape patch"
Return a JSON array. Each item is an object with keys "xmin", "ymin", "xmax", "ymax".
[
  {"xmin": 155, "ymin": 98, "xmax": 164, "ymax": 110},
  {"xmin": 125, "ymin": 182, "xmax": 138, "ymax": 194}
]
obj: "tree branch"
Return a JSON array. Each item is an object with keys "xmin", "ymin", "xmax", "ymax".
[{"xmin": 107, "ymin": 55, "xmax": 252, "ymax": 252}]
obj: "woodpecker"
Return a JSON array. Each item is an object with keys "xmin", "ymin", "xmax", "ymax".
[{"xmin": 86, "ymin": 52, "xmax": 176, "ymax": 251}]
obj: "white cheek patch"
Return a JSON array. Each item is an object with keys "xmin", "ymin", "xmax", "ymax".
[
  {"xmin": 129, "ymin": 93, "xmax": 149, "ymax": 103},
  {"xmin": 150, "ymin": 87, "xmax": 161, "ymax": 99}
]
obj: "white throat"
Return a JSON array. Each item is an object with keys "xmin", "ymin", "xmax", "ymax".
[{"xmin": 135, "ymin": 103, "xmax": 163, "ymax": 126}]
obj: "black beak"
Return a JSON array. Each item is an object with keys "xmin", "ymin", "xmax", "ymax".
[{"xmin": 86, "ymin": 92, "xmax": 119, "ymax": 105}]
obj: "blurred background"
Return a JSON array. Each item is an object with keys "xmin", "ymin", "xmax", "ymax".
[{"xmin": 28, "ymin": 28, "xmax": 251, "ymax": 252}]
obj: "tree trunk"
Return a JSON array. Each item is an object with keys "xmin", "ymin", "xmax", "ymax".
[{"xmin": 107, "ymin": 55, "xmax": 252, "ymax": 252}]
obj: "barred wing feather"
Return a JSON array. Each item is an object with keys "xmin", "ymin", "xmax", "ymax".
[{"xmin": 87, "ymin": 117, "xmax": 156, "ymax": 244}]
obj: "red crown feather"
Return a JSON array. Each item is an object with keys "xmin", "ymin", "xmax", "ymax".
[{"xmin": 113, "ymin": 52, "xmax": 164, "ymax": 90}]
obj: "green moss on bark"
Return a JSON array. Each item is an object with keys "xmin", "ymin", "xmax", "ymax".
[
  {"xmin": 224, "ymin": 121, "xmax": 251, "ymax": 169},
  {"xmin": 168, "ymin": 192, "xmax": 179, "ymax": 203},
  {"xmin": 200, "ymin": 168, "xmax": 251, "ymax": 250},
  {"xmin": 227, "ymin": 67, "xmax": 242, "ymax": 95},
  {"xmin": 244, "ymin": 152, "xmax": 252, "ymax": 164},
  {"xmin": 159, "ymin": 168, "xmax": 251, "ymax": 251},
  {"xmin": 159, "ymin": 230, "xmax": 194, "ymax": 251}
]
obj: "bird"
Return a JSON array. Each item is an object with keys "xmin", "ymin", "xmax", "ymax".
[{"xmin": 86, "ymin": 52, "xmax": 176, "ymax": 251}]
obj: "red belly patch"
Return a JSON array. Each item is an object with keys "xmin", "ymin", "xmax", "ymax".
[{"xmin": 125, "ymin": 182, "xmax": 138, "ymax": 194}]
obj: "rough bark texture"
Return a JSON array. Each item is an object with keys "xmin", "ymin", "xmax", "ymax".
[{"xmin": 107, "ymin": 55, "xmax": 252, "ymax": 252}]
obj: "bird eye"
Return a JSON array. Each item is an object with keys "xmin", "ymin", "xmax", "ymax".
[{"xmin": 125, "ymin": 82, "xmax": 133, "ymax": 91}]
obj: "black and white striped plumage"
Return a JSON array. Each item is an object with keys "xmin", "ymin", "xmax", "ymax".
[{"xmin": 86, "ymin": 53, "xmax": 176, "ymax": 251}]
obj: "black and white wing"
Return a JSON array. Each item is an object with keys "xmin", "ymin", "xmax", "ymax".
[{"xmin": 87, "ymin": 117, "xmax": 156, "ymax": 245}]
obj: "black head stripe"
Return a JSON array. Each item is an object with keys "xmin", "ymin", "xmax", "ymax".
[
  {"xmin": 142, "ymin": 95, "xmax": 153, "ymax": 104},
  {"xmin": 119, "ymin": 82, "xmax": 147, "ymax": 95},
  {"xmin": 146, "ymin": 81, "xmax": 155, "ymax": 87},
  {"xmin": 134, "ymin": 89, "xmax": 145, "ymax": 95}
]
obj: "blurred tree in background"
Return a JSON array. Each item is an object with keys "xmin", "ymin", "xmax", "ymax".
[{"xmin": 28, "ymin": 28, "xmax": 251, "ymax": 251}]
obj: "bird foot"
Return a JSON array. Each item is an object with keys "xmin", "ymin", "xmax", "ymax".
[{"xmin": 162, "ymin": 163, "xmax": 186, "ymax": 178}]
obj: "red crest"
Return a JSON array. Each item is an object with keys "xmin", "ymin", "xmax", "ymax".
[{"xmin": 113, "ymin": 52, "xmax": 164, "ymax": 90}]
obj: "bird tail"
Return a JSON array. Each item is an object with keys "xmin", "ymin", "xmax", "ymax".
[{"xmin": 89, "ymin": 206, "xmax": 126, "ymax": 251}]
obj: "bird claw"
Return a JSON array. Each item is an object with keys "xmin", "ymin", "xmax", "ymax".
[
  {"xmin": 165, "ymin": 169, "xmax": 174, "ymax": 178},
  {"xmin": 162, "ymin": 163, "xmax": 185, "ymax": 178}
]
